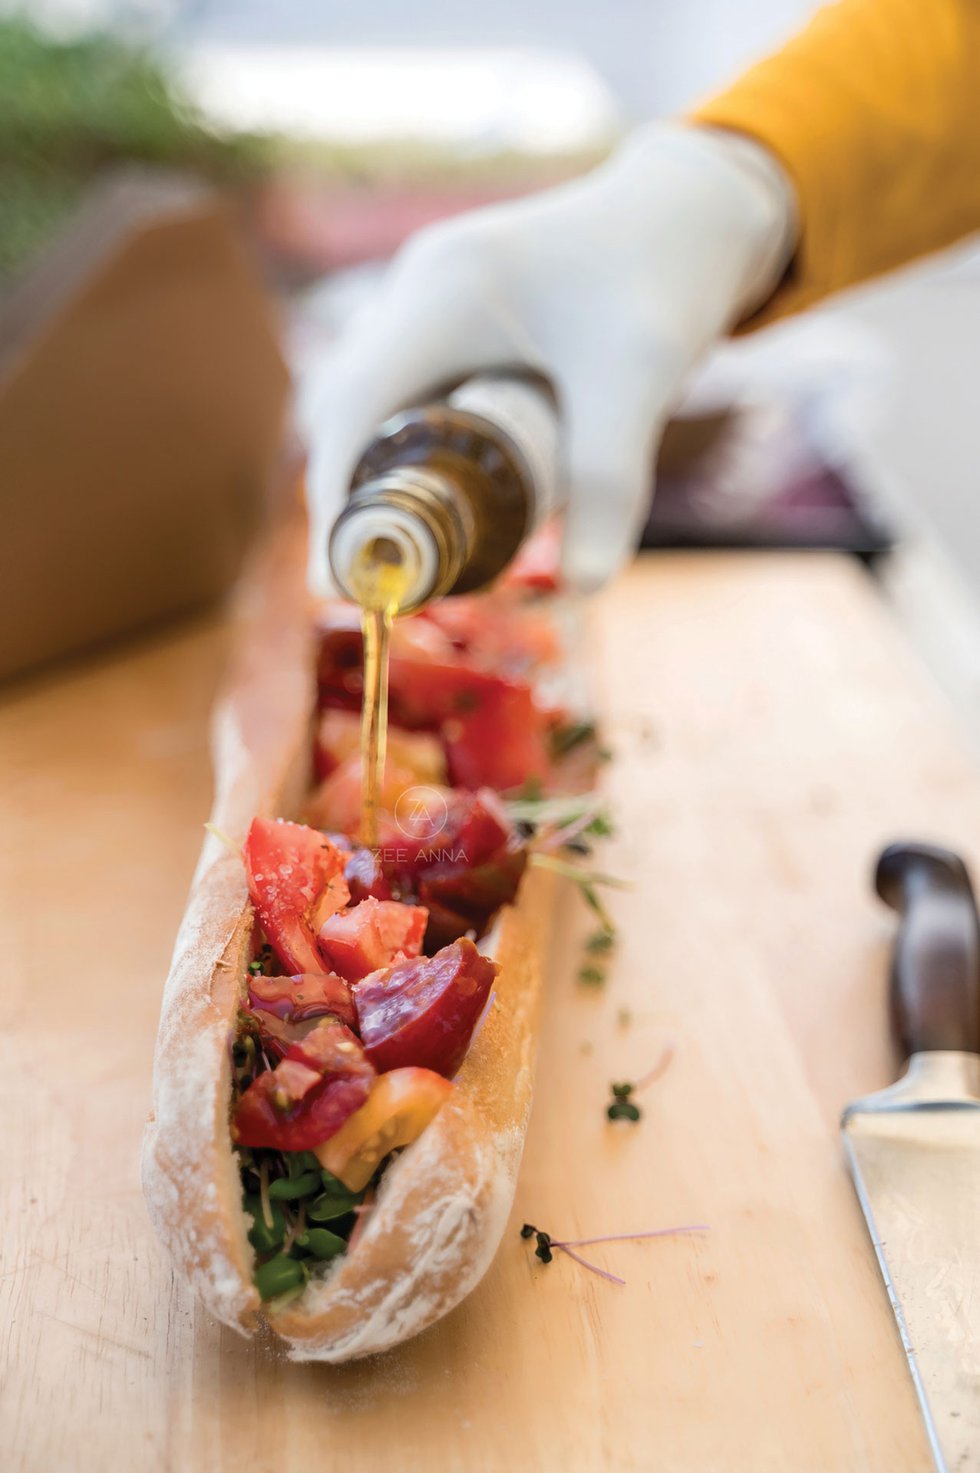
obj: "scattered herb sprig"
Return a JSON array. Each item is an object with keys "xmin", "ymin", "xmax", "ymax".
[
  {"xmin": 577, "ymin": 923, "xmax": 618, "ymax": 985},
  {"xmin": 607, "ymin": 1082, "xmax": 641, "ymax": 1121},
  {"xmin": 505, "ymin": 794, "xmax": 614, "ymax": 837},
  {"xmin": 586, "ymin": 927, "xmax": 615, "ymax": 954},
  {"xmin": 529, "ymin": 852, "xmax": 628, "ymax": 934},
  {"xmin": 548, "ymin": 719, "xmax": 613, "ymax": 765},
  {"xmin": 520, "ymin": 1222, "xmax": 707, "ymax": 1285},
  {"xmin": 605, "ymin": 1042, "xmax": 676, "ymax": 1123},
  {"xmin": 520, "ymin": 1222, "xmax": 553, "ymax": 1262},
  {"xmin": 548, "ymin": 719, "xmax": 597, "ymax": 759}
]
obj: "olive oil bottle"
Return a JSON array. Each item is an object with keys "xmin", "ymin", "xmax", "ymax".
[
  {"xmin": 328, "ymin": 374, "xmax": 560, "ymax": 847},
  {"xmin": 329, "ymin": 374, "xmax": 559, "ymax": 614}
]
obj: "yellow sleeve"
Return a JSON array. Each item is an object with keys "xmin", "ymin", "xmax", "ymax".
[{"xmin": 690, "ymin": 0, "xmax": 980, "ymax": 329}]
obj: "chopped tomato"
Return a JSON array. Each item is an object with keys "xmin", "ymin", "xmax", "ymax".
[
  {"xmin": 288, "ymin": 1019, "xmax": 368, "ymax": 1074},
  {"xmin": 382, "ymin": 788, "xmax": 515, "ymax": 881},
  {"xmin": 304, "ymin": 755, "xmax": 427, "ymax": 835},
  {"xmin": 372, "ymin": 784, "xmax": 457, "ymax": 866},
  {"xmin": 344, "ymin": 846, "xmax": 395, "ymax": 903},
  {"xmin": 305, "ymin": 757, "xmax": 362, "ymax": 833},
  {"xmin": 389, "ymin": 618, "xmax": 457, "ymax": 663},
  {"xmin": 316, "ymin": 604, "xmax": 455, "ymax": 713},
  {"xmin": 232, "ymin": 1019, "xmax": 374, "ymax": 1151},
  {"xmin": 245, "ymin": 1011, "xmax": 322, "ymax": 1062},
  {"xmin": 418, "ymin": 845, "xmax": 527, "ymax": 950},
  {"xmin": 248, "ymin": 972, "xmax": 355, "ymax": 1029},
  {"xmin": 243, "ymin": 819, "xmax": 350, "ymax": 975},
  {"xmin": 317, "ymin": 619, "xmax": 554, "ymax": 792},
  {"xmin": 387, "ymin": 657, "xmax": 504, "ymax": 731},
  {"xmin": 442, "ymin": 678, "xmax": 552, "ymax": 792},
  {"xmin": 421, "ymin": 590, "xmax": 560, "ymax": 668},
  {"xmin": 313, "ymin": 708, "xmax": 361, "ymax": 781},
  {"xmin": 316, "ymin": 610, "xmax": 364, "ymax": 712},
  {"xmin": 317, "ymin": 897, "xmax": 428, "ymax": 982},
  {"xmin": 448, "ymin": 788, "xmax": 515, "ymax": 866},
  {"xmin": 314, "ymin": 709, "xmax": 447, "ymax": 785},
  {"xmin": 353, "ymin": 937, "xmax": 498, "ymax": 1077},
  {"xmin": 315, "ymin": 1067, "xmax": 453, "ymax": 1191},
  {"xmin": 374, "ymin": 790, "xmax": 526, "ymax": 948},
  {"xmin": 417, "ymin": 897, "xmax": 474, "ymax": 955},
  {"xmin": 389, "ymin": 726, "xmax": 449, "ymax": 784}
]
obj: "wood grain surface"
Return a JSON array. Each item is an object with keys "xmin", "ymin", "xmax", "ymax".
[{"xmin": 6, "ymin": 550, "xmax": 973, "ymax": 1472}]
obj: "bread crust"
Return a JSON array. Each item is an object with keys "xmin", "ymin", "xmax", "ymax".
[{"xmin": 142, "ymin": 509, "xmax": 555, "ymax": 1359}]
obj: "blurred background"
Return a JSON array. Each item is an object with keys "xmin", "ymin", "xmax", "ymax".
[{"xmin": 3, "ymin": 0, "xmax": 980, "ymax": 721}]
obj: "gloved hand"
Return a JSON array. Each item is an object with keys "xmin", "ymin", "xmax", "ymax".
[{"xmin": 302, "ymin": 122, "xmax": 797, "ymax": 594}]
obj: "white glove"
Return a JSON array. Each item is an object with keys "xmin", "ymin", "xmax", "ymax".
[{"xmin": 302, "ymin": 122, "xmax": 797, "ymax": 594}]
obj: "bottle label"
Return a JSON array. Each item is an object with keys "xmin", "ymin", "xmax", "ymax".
[{"xmin": 448, "ymin": 376, "xmax": 560, "ymax": 528}]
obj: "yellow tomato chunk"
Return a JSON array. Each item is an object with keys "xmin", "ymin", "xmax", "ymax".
[{"xmin": 315, "ymin": 1068, "xmax": 453, "ymax": 1192}]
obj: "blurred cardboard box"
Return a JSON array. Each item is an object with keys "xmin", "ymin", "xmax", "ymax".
[{"xmin": 0, "ymin": 171, "xmax": 290, "ymax": 682}]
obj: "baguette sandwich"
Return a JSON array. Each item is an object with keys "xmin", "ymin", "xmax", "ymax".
[{"xmin": 142, "ymin": 510, "xmax": 599, "ymax": 1362}]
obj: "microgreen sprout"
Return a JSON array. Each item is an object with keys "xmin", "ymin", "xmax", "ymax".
[
  {"xmin": 520, "ymin": 1223, "xmax": 707, "ymax": 1285},
  {"xmin": 239, "ymin": 1145, "xmax": 369, "ymax": 1300},
  {"xmin": 585, "ymin": 927, "xmax": 616, "ymax": 953},
  {"xmin": 258, "ymin": 1159, "xmax": 273, "ymax": 1230},
  {"xmin": 607, "ymin": 1083, "xmax": 641, "ymax": 1122},
  {"xmin": 518, "ymin": 1225, "xmax": 554, "ymax": 1261},
  {"xmin": 605, "ymin": 1042, "xmax": 676, "ymax": 1123},
  {"xmin": 247, "ymin": 945, "xmax": 275, "ymax": 978},
  {"xmin": 576, "ymin": 921, "xmax": 616, "ymax": 988},
  {"xmin": 635, "ymin": 1042, "xmax": 676, "ymax": 1091}
]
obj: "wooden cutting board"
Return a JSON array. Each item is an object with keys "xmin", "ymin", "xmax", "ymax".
[{"xmin": 8, "ymin": 550, "xmax": 973, "ymax": 1472}]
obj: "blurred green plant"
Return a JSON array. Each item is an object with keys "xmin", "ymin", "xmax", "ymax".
[{"xmin": 0, "ymin": 18, "xmax": 274, "ymax": 282}]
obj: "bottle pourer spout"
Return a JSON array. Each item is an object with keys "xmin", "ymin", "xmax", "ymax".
[{"xmin": 328, "ymin": 498, "xmax": 439, "ymax": 613}]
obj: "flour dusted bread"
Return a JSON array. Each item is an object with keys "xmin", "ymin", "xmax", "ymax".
[
  {"xmin": 142, "ymin": 510, "xmax": 314, "ymax": 1334},
  {"xmin": 141, "ymin": 509, "xmax": 555, "ymax": 1360},
  {"xmin": 271, "ymin": 865, "xmax": 553, "ymax": 1360}
]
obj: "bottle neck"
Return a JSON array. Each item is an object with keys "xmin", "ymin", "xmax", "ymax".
[{"xmin": 328, "ymin": 468, "xmax": 474, "ymax": 614}]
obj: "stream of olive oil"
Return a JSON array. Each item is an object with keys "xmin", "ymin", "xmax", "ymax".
[{"xmin": 348, "ymin": 550, "xmax": 413, "ymax": 848}]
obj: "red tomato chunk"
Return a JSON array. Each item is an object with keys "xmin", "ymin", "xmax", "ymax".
[
  {"xmin": 442, "ymin": 679, "xmax": 552, "ymax": 792},
  {"xmin": 344, "ymin": 846, "xmax": 395, "ymax": 904},
  {"xmin": 233, "ymin": 1019, "xmax": 374, "ymax": 1151},
  {"xmin": 353, "ymin": 938, "xmax": 498, "ymax": 1078},
  {"xmin": 318, "ymin": 897, "xmax": 428, "ymax": 982},
  {"xmin": 244, "ymin": 819, "xmax": 350, "ymax": 975},
  {"xmin": 248, "ymin": 972, "xmax": 355, "ymax": 1029}
]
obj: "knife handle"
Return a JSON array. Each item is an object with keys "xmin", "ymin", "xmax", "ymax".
[{"xmin": 875, "ymin": 842, "xmax": 980, "ymax": 1056}]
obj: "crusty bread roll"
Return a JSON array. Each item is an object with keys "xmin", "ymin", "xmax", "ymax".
[{"xmin": 141, "ymin": 509, "xmax": 555, "ymax": 1360}]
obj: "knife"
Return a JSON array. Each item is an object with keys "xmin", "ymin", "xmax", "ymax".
[{"xmin": 842, "ymin": 842, "xmax": 980, "ymax": 1472}]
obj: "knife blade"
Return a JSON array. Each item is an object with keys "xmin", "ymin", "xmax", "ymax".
[{"xmin": 842, "ymin": 842, "xmax": 980, "ymax": 1472}]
